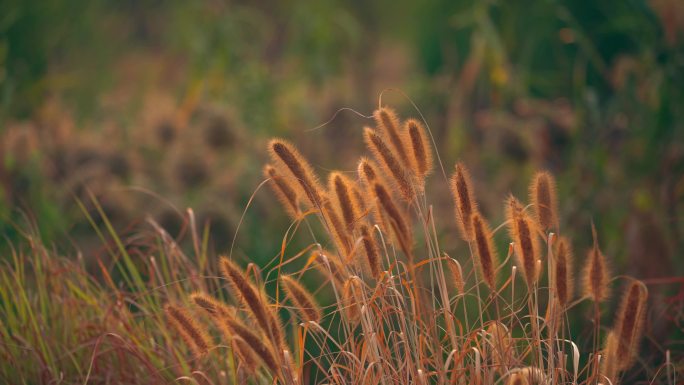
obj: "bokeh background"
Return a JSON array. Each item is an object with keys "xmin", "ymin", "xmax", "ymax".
[{"xmin": 1, "ymin": 0, "xmax": 684, "ymax": 362}]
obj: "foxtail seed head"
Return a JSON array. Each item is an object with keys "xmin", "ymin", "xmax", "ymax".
[
  {"xmin": 582, "ymin": 228, "xmax": 611, "ymax": 303},
  {"xmin": 446, "ymin": 258, "xmax": 465, "ymax": 295},
  {"xmin": 373, "ymin": 182, "xmax": 412, "ymax": 255},
  {"xmin": 472, "ymin": 213, "xmax": 498, "ymax": 290},
  {"xmin": 530, "ymin": 171, "xmax": 558, "ymax": 231},
  {"xmin": 280, "ymin": 275, "xmax": 322, "ymax": 323},
  {"xmin": 224, "ymin": 315, "xmax": 280, "ymax": 373},
  {"xmin": 373, "ymin": 107, "xmax": 411, "ymax": 166},
  {"xmin": 405, "ymin": 118, "xmax": 433, "ymax": 183},
  {"xmin": 506, "ymin": 195, "xmax": 540, "ymax": 288},
  {"xmin": 264, "ymin": 164, "xmax": 300, "ymax": 219},
  {"xmin": 329, "ymin": 172, "xmax": 361, "ymax": 231},
  {"xmin": 554, "ymin": 236, "xmax": 574, "ymax": 307},
  {"xmin": 360, "ymin": 224, "xmax": 381, "ymax": 279},
  {"xmin": 614, "ymin": 280, "xmax": 648, "ymax": 370},
  {"xmin": 450, "ymin": 162, "xmax": 478, "ymax": 241},
  {"xmin": 342, "ymin": 277, "xmax": 364, "ymax": 323},
  {"xmin": 268, "ymin": 139, "xmax": 326, "ymax": 208},
  {"xmin": 364, "ymin": 127, "xmax": 415, "ymax": 201},
  {"xmin": 219, "ymin": 257, "xmax": 283, "ymax": 347},
  {"xmin": 165, "ymin": 304, "xmax": 212, "ymax": 357}
]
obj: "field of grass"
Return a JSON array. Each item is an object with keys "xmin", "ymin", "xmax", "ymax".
[{"xmin": 1, "ymin": 1, "xmax": 684, "ymax": 384}]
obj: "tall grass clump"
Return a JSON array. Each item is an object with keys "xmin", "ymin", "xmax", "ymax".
[
  {"xmin": 1, "ymin": 106, "xmax": 672, "ymax": 384},
  {"xmin": 161, "ymin": 106, "xmax": 662, "ymax": 385}
]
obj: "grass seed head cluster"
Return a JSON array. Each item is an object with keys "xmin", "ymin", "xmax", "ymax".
[{"xmin": 166, "ymin": 106, "xmax": 651, "ymax": 385}]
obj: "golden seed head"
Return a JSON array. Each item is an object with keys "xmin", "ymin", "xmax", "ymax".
[
  {"xmin": 472, "ymin": 213, "xmax": 498, "ymax": 290},
  {"xmin": 530, "ymin": 171, "xmax": 558, "ymax": 231},
  {"xmin": 268, "ymin": 139, "xmax": 326, "ymax": 208},
  {"xmin": 405, "ymin": 118, "xmax": 433, "ymax": 183},
  {"xmin": 329, "ymin": 171, "xmax": 361, "ymax": 231},
  {"xmin": 322, "ymin": 200, "xmax": 352, "ymax": 257},
  {"xmin": 360, "ymin": 224, "xmax": 381, "ymax": 279},
  {"xmin": 224, "ymin": 315, "xmax": 280, "ymax": 373},
  {"xmin": 554, "ymin": 236, "xmax": 574, "ymax": 306},
  {"xmin": 450, "ymin": 162, "xmax": 478, "ymax": 241},
  {"xmin": 364, "ymin": 127, "xmax": 415, "ymax": 201},
  {"xmin": 373, "ymin": 182, "xmax": 412, "ymax": 256},
  {"xmin": 219, "ymin": 257, "xmax": 283, "ymax": 347},
  {"xmin": 165, "ymin": 304, "xmax": 212, "ymax": 357},
  {"xmin": 505, "ymin": 195, "xmax": 540, "ymax": 288},
  {"xmin": 582, "ymin": 235, "xmax": 611, "ymax": 303},
  {"xmin": 280, "ymin": 275, "xmax": 322, "ymax": 323},
  {"xmin": 342, "ymin": 277, "xmax": 364, "ymax": 323},
  {"xmin": 446, "ymin": 258, "xmax": 465, "ymax": 295},
  {"xmin": 373, "ymin": 107, "xmax": 411, "ymax": 166},
  {"xmin": 613, "ymin": 280, "xmax": 648, "ymax": 370},
  {"xmin": 264, "ymin": 164, "xmax": 301, "ymax": 219}
]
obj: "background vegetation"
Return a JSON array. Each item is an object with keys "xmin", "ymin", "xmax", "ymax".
[{"xmin": 1, "ymin": 0, "xmax": 683, "ymax": 383}]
